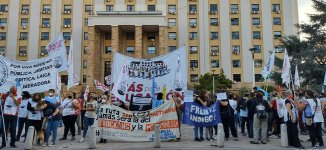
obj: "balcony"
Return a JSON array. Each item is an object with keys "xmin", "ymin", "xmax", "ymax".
[{"xmin": 96, "ymin": 11, "xmax": 163, "ymax": 16}]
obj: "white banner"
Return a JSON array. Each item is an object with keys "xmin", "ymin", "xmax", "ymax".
[
  {"xmin": 281, "ymin": 49, "xmax": 291, "ymax": 87},
  {"xmin": 261, "ymin": 50, "xmax": 275, "ymax": 79},
  {"xmin": 96, "ymin": 100, "xmax": 180, "ymax": 141},
  {"xmin": 111, "ymin": 47, "xmax": 187, "ymax": 103},
  {"xmin": 67, "ymin": 41, "xmax": 78, "ymax": 90},
  {"xmin": 0, "ymin": 55, "xmax": 57, "ymax": 94},
  {"xmin": 46, "ymin": 33, "xmax": 68, "ymax": 72},
  {"xmin": 94, "ymin": 80, "xmax": 109, "ymax": 92}
]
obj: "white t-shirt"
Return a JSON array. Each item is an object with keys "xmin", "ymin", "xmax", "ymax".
[
  {"xmin": 84, "ymin": 101, "xmax": 98, "ymax": 119},
  {"xmin": 28, "ymin": 99, "xmax": 43, "ymax": 120},
  {"xmin": 4, "ymin": 96, "xmax": 19, "ymax": 116},
  {"xmin": 18, "ymin": 99, "xmax": 30, "ymax": 118},
  {"xmin": 306, "ymin": 98, "xmax": 323, "ymax": 123},
  {"xmin": 229, "ymin": 99, "xmax": 237, "ymax": 114},
  {"xmin": 61, "ymin": 98, "xmax": 76, "ymax": 116},
  {"xmin": 276, "ymin": 98, "xmax": 285, "ymax": 118}
]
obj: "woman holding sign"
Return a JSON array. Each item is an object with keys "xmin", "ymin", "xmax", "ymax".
[
  {"xmin": 59, "ymin": 93, "xmax": 79, "ymax": 141},
  {"xmin": 193, "ymin": 94, "xmax": 207, "ymax": 141}
]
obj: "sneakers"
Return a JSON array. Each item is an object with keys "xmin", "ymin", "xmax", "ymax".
[
  {"xmin": 194, "ymin": 138, "xmax": 201, "ymax": 141},
  {"xmin": 79, "ymin": 138, "xmax": 84, "ymax": 143},
  {"xmin": 234, "ymin": 137, "xmax": 239, "ymax": 141},
  {"xmin": 59, "ymin": 137, "xmax": 67, "ymax": 141},
  {"xmin": 200, "ymin": 137, "xmax": 204, "ymax": 141},
  {"xmin": 250, "ymin": 141, "xmax": 259, "ymax": 144},
  {"xmin": 42, "ymin": 144, "xmax": 52, "ymax": 147},
  {"xmin": 10, "ymin": 144, "xmax": 17, "ymax": 148}
]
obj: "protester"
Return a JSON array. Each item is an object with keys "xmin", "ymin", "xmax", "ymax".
[
  {"xmin": 59, "ymin": 92, "xmax": 79, "ymax": 141},
  {"xmin": 45, "ymin": 89, "xmax": 61, "ymax": 106},
  {"xmin": 247, "ymin": 92, "xmax": 256, "ymax": 138},
  {"xmin": 16, "ymin": 91, "xmax": 31, "ymax": 141},
  {"xmin": 301, "ymin": 90, "xmax": 324, "ymax": 148},
  {"xmin": 238, "ymin": 92, "xmax": 249, "ymax": 136},
  {"xmin": 173, "ymin": 92, "xmax": 183, "ymax": 142},
  {"xmin": 229, "ymin": 93, "xmax": 238, "ymax": 130},
  {"xmin": 99, "ymin": 95, "xmax": 109, "ymax": 144},
  {"xmin": 202, "ymin": 91, "xmax": 214, "ymax": 141},
  {"xmin": 219, "ymin": 93, "xmax": 238, "ymax": 141},
  {"xmin": 271, "ymin": 91, "xmax": 284, "ymax": 137},
  {"xmin": 0, "ymin": 86, "xmax": 21, "ymax": 149},
  {"xmin": 75, "ymin": 95, "xmax": 82, "ymax": 135},
  {"xmin": 250, "ymin": 91, "xmax": 271, "ymax": 144},
  {"xmin": 284, "ymin": 90, "xmax": 304, "ymax": 149},
  {"xmin": 297, "ymin": 92, "xmax": 309, "ymax": 135},
  {"xmin": 193, "ymin": 94, "xmax": 207, "ymax": 141},
  {"xmin": 152, "ymin": 92, "xmax": 164, "ymax": 109},
  {"xmin": 79, "ymin": 95, "xmax": 97, "ymax": 142}
]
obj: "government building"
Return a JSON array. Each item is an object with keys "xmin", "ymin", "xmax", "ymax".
[{"xmin": 0, "ymin": 0, "xmax": 298, "ymax": 89}]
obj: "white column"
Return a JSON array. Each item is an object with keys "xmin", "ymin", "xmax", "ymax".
[
  {"xmin": 177, "ymin": 0, "xmax": 188, "ymax": 48},
  {"xmin": 291, "ymin": 0, "xmax": 299, "ymax": 35},
  {"xmin": 94, "ymin": 0, "xmax": 105, "ymax": 12},
  {"xmin": 262, "ymin": 0, "xmax": 273, "ymax": 64},
  {"xmin": 28, "ymin": 0, "xmax": 41, "ymax": 60},
  {"xmin": 72, "ymin": 0, "xmax": 83, "ymax": 78},
  {"xmin": 199, "ymin": 0, "xmax": 210, "ymax": 74},
  {"xmin": 51, "ymin": 0, "xmax": 62, "ymax": 39},
  {"xmin": 283, "ymin": 0, "xmax": 294, "ymax": 37},
  {"xmin": 220, "ymin": 0, "xmax": 232, "ymax": 79},
  {"xmin": 6, "ymin": 0, "xmax": 19, "ymax": 59},
  {"xmin": 240, "ymin": 0, "xmax": 252, "ymax": 83}
]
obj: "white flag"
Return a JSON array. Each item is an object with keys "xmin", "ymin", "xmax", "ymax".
[
  {"xmin": 261, "ymin": 50, "xmax": 275, "ymax": 79},
  {"xmin": 67, "ymin": 41, "xmax": 78, "ymax": 90},
  {"xmin": 56, "ymin": 73, "xmax": 61, "ymax": 95},
  {"xmin": 84, "ymin": 85, "xmax": 89, "ymax": 101},
  {"xmin": 94, "ymin": 80, "xmax": 109, "ymax": 92},
  {"xmin": 111, "ymin": 65, "xmax": 129, "ymax": 102},
  {"xmin": 324, "ymin": 71, "xmax": 326, "ymax": 86},
  {"xmin": 46, "ymin": 33, "xmax": 68, "ymax": 72},
  {"xmin": 281, "ymin": 49, "xmax": 291, "ymax": 87},
  {"xmin": 294, "ymin": 65, "xmax": 300, "ymax": 87}
]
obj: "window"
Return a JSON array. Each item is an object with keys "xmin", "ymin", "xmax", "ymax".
[
  {"xmin": 233, "ymin": 60, "xmax": 241, "ymax": 67},
  {"xmin": 0, "ymin": 18, "xmax": 7, "ymax": 26},
  {"xmin": 210, "ymin": 18, "xmax": 218, "ymax": 26},
  {"xmin": 106, "ymin": 5, "xmax": 114, "ymax": 11},
  {"xmin": 254, "ymin": 59, "xmax": 263, "ymax": 68},
  {"xmin": 105, "ymin": 46, "xmax": 112, "ymax": 54},
  {"xmin": 83, "ymin": 75, "xmax": 87, "ymax": 83},
  {"xmin": 232, "ymin": 32, "xmax": 239, "ymax": 40},
  {"xmin": 66, "ymin": 46, "xmax": 70, "ymax": 54},
  {"xmin": 210, "ymin": 4, "xmax": 218, "ymax": 12},
  {"xmin": 63, "ymin": 18, "xmax": 71, "ymax": 26},
  {"xmin": 63, "ymin": 32, "xmax": 71, "ymax": 40},
  {"xmin": 0, "ymin": 5, "xmax": 8, "ymax": 12},
  {"xmin": 104, "ymin": 61, "xmax": 111, "ymax": 79},
  {"xmin": 0, "ymin": 32, "xmax": 6, "ymax": 40},
  {"xmin": 42, "ymin": 18, "xmax": 50, "ymax": 25},
  {"xmin": 190, "ymin": 74, "xmax": 198, "ymax": 82},
  {"xmin": 253, "ymin": 31, "xmax": 261, "ymax": 39},
  {"xmin": 231, "ymin": 18, "xmax": 239, "ymax": 25},
  {"xmin": 0, "ymin": 46, "xmax": 5, "ymax": 53},
  {"xmin": 233, "ymin": 74, "xmax": 241, "ymax": 82},
  {"xmin": 190, "ymin": 18, "xmax": 197, "ymax": 27},
  {"xmin": 189, "ymin": 32, "xmax": 197, "ymax": 40},
  {"xmin": 22, "ymin": 5, "xmax": 29, "ymax": 12},
  {"xmin": 168, "ymin": 32, "xmax": 176, "ymax": 40},
  {"xmin": 148, "ymin": 46, "xmax": 155, "ymax": 54},
  {"xmin": 252, "ymin": 4, "xmax": 259, "ymax": 12},
  {"xmin": 20, "ymin": 32, "xmax": 28, "ymax": 40},
  {"xmin": 64, "ymin": 5, "xmax": 72, "ymax": 12},
  {"xmin": 85, "ymin": 5, "xmax": 92, "ymax": 12},
  {"xmin": 230, "ymin": 4, "xmax": 238, "ymax": 12},
  {"xmin": 126, "ymin": 32, "xmax": 135, "ymax": 40},
  {"xmin": 84, "ymin": 32, "xmax": 88, "ymax": 40},
  {"xmin": 127, "ymin": 46, "xmax": 135, "ymax": 53},
  {"xmin": 275, "ymin": 45, "xmax": 284, "ymax": 53},
  {"xmin": 211, "ymin": 32, "xmax": 218, "ymax": 40},
  {"xmin": 84, "ymin": 18, "xmax": 88, "ymax": 26},
  {"xmin": 43, "ymin": 5, "xmax": 51, "ymax": 12},
  {"xmin": 273, "ymin": 17, "xmax": 281, "ymax": 25},
  {"xmin": 274, "ymin": 31, "xmax": 282, "ymax": 38},
  {"xmin": 211, "ymin": 60, "xmax": 219, "ymax": 68},
  {"xmin": 255, "ymin": 74, "xmax": 263, "ymax": 82},
  {"xmin": 83, "ymin": 60, "xmax": 87, "ymax": 68},
  {"xmin": 40, "ymin": 46, "xmax": 48, "ymax": 56},
  {"xmin": 232, "ymin": 45, "xmax": 240, "ymax": 55},
  {"xmin": 190, "ymin": 46, "xmax": 198, "ymax": 54},
  {"xmin": 273, "ymin": 4, "xmax": 280, "ymax": 12},
  {"xmin": 252, "ymin": 18, "xmax": 260, "ymax": 25},
  {"xmin": 105, "ymin": 32, "xmax": 111, "ymax": 40},
  {"xmin": 148, "ymin": 33, "xmax": 155, "ymax": 40},
  {"xmin": 19, "ymin": 46, "xmax": 27, "ymax": 56},
  {"xmin": 21, "ymin": 18, "xmax": 28, "ymax": 26},
  {"xmin": 189, "ymin": 5, "xmax": 197, "ymax": 12},
  {"xmin": 127, "ymin": 5, "xmax": 135, "ymax": 11},
  {"xmin": 168, "ymin": 19, "xmax": 176, "ymax": 26},
  {"xmin": 84, "ymin": 46, "xmax": 88, "ymax": 54},
  {"xmin": 169, "ymin": 46, "xmax": 177, "ymax": 52},
  {"xmin": 41, "ymin": 32, "xmax": 49, "ymax": 40},
  {"xmin": 211, "ymin": 46, "xmax": 219, "ymax": 56},
  {"xmin": 168, "ymin": 5, "xmax": 176, "ymax": 13},
  {"xmin": 253, "ymin": 45, "xmax": 261, "ymax": 53},
  {"xmin": 148, "ymin": 5, "xmax": 155, "ymax": 12},
  {"xmin": 61, "ymin": 75, "xmax": 68, "ymax": 85},
  {"xmin": 190, "ymin": 60, "xmax": 198, "ymax": 68}
]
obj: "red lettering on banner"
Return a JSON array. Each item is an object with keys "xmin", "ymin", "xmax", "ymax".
[
  {"xmin": 136, "ymin": 84, "xmax": 143, "ymax": 92},
  {"xmin": 145, "ymin": 120, "xmax": 179, "ymax": 132},
  {"xmin": 98, "ymin": 120, "xmax": 131, "ymax": 131},
  {"xmin": 149, "ymin": 107, "xmax": 177, "ymax": 117},
  {"xmin": 128, "ymin": 83, "xmax": 135, "ymax": 92}
]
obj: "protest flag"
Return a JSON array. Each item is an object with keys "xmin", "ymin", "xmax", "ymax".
[{"xmin": 281, "ymin": 49, "xmax": 291, "ymax": 88}]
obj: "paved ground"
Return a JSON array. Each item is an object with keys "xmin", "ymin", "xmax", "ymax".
[{"xmin": 10, "ymin": 125, "xmax": 322, "ymax": 150}]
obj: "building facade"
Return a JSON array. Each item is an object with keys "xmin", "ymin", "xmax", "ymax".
[{"xmin": 0, "ymin": 0, "xmax": 298, "ymax": 89}]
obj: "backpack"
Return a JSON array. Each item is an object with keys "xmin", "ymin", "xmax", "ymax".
[{"xmin": 256, "ymin": 102, "xmax": 267, "ymax": 119}]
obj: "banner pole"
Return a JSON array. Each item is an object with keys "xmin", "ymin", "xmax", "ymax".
[{"xmin": 0, "ymin": 100, "xmax": 7, "ymax": 146}]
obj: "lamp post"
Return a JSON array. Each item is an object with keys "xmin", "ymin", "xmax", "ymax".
[
  {"xmin": 249, "ymin": 48, "xmax": 256, "ymax": 89},
  {"xmin": 212, "ymin": 70, "xmax": 216, "ymax": 96}
]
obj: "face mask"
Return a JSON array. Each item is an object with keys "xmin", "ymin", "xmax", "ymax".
[
  {"xmin": 49, "ymin": 93, "xmax": 54, "ymax": 96},
  {"xmin": 101, "ymin": 99, "xmax": 106, "ymax": 103},
  {"xmin": 68, "ymin": 96, "xmax": 72, "ymax": 99}
]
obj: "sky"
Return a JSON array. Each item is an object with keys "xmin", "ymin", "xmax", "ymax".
[{"xmin": 298, "ymin": 0, "xmax": 316, "ymax": 23}]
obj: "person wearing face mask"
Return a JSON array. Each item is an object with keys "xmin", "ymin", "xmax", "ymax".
[
  {"xmin": 16, "ymin": 91, "xmax": 31, "ymax": 141},
  {"xmin": 0, "ymin": 86, "xmax": 22, "ymax": 149},
  {"xmin": 79, "ymin": 95, "xmax": 97, "ymax": 142},
  {"xmin": 99, "ymin": 95, "xmax": 110, "ymax": 144},
  {"xmin": 59, "ymin": 93, "xmax": 79, "ymax": 141},
  {"xmin": 45, "ymin": 89, "xmax": 61, "ymax": 106}
]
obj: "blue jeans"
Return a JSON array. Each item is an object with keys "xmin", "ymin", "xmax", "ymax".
[
  {"xmin": 234, "ymin": 114, "xmax": 238, "ymax": 129},
  {"xmin": 249, "ymin": 119, "xmax": 254, "ymax": 138},
  {"xmin": 83, "ymin": 117, "xmax": 95, "ymax": 137},
  {"xmin": 45, "ymin": 119, "xmax": 60, "ymax": 144},
  {"xmin": 194, "ymin": 126, "xmax": 203, "ymax": 139}
]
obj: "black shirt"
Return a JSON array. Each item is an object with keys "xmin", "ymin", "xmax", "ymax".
[
  {"xmin": 43, "ymin": 101, "xmax": 61, "ymax": 120},
  {"xmin": 219, "ymin": 100, "xmax": 233, "ymax": 118}
]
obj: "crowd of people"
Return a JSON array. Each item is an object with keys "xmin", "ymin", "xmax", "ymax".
[
  {"xmin": 0, "ymin": 85, "xmax": 325, "ymax": 149},
  {"xmin": 192, "ymin": 87, "xmax": 326, "ymax": 149}
]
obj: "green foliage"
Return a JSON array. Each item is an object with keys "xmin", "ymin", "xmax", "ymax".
[
  {"xmin": 194, "ymin": 69, "xmax": 233, "ymax": 93},
  {"xmin": 237, "ymin": 86, "xmax": 250, "ymax": 97},
  {"xmin": 261, "ymin": 85, "xmax": 276, "ymax": 93}
]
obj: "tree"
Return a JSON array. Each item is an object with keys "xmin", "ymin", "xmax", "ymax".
[
  {"xmin": 194, "ymin": 69, "xmax": 233, "ymax": 93},
  {"xmin": 274, "ymin": 0, "xmax": 326, "ymax": 89}
]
